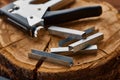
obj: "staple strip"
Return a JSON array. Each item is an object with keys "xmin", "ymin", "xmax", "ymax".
[
  {"xmin": 69, "ymin": 33, "xmax": 103, "ymax": 53},
  {"xmin": 51, "ymin": 45, "xmax": 98, "ymax": 55},
  {"xmin": 29, "ymin": 49, "xmax": 73, "ymax": 67},
  {"xmin": 48, "ymin": 26, "xmax": 86, "ymax": 39},
  {"xmin": 58, "ymin": 27, "xmax": 98, "ymax": 47}
]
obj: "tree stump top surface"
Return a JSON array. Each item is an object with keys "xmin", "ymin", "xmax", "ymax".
[{"xmin": 0, "ymin": 0, "xmax": 120, "ymax": 74}]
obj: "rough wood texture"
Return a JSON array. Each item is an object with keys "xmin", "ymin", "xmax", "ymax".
[
  {"xmin": 100, "ymin": 0, "xmax": 120, "ymax": 11},
  {"xmin": 0, "ymin": 0, "xmax": 120, "ymax": 80}
]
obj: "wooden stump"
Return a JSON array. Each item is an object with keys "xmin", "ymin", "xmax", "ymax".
[
  {"xmin": 0, "ymin": 0, "xmax": 120, "ymax": 80},
  {"xmin": 100, "ymin": 0, "xmax": 120, "ymax": 11}
]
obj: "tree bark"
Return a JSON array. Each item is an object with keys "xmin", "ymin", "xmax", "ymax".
[{"xmin": 0, "ymin": 0, "xmax": 120, "ymax": 80}]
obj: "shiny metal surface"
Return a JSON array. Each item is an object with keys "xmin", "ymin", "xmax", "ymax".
[
  {"xmin": 50, "ymin": 45, "xmax": 98, "ymax": 54},
  {"xmin": 9, "ymin": 0, "xmax": 74, "ymax": 26},
  {"xmin": 51, "ymin": 47, "xmax": 70, "ymax": 53},
  {"xmin": 58, "ymin": 27, "xmax": 98, "ymax": 47},
  {"xmin": 12, "ymin": 0, "xmax": 63, "ymax": 26},
  {"xmin": 29, "ymin": 49, "xmax": 73, "ymax": 67},
  {"xmin": 69, "ymin": 33, "xmax": 103, "ymax": 53},
  {"xmin": 48, "ymin": 26, "xmax": 86, "ymax": 39}
]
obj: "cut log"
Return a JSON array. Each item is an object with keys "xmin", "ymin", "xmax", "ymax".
[
  {"xmin": 0, "ymin": 0, "xmax": 120, "ymax": 80},
  {"xmin": 100, "ymin": 0, "xmax": 120, "ymax": 11}
]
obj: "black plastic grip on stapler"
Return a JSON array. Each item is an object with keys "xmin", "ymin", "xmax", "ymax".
[{"xmin": 43, "ymin": 5, "xmax": 102, "ymax": 26}]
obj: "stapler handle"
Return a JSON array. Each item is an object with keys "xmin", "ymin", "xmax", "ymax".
[{"xmin": 43, "ymin": 5, "xmax": 102, "ymax": 25}]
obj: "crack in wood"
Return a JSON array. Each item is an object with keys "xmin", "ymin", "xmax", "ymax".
[
  {"xmin": 74, "ymin": 49, "xmax": 109, "ymax": 68},
  {"xmin": 99, "ymin": 29, "xmax": 120, "ymax": 53},
  {"xmin": 0, "ymin": 38, "xmax": 25, "ymax": 50},
  {"xmin": 44, "ymin": 37, "xmax": 52, "ymax": 52},
  {"xmin": 99, "ymin": 48, "xmax": 109, "ymax": 55},
  {"xmin": 32, "ymin": 37, "xmax": 51, "ymax": 80},
  {"xmin": 32, "ymin": 57, "xmax": 46, "ymax": 80},
  {"xmin": 0, "ymin": 0, "xmax": 120, "ymax": 79}
]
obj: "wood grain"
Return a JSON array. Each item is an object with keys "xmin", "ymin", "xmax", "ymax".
[{"xmin": 0, "ymin": 0, "xmax": 120, "ymax": 80}]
